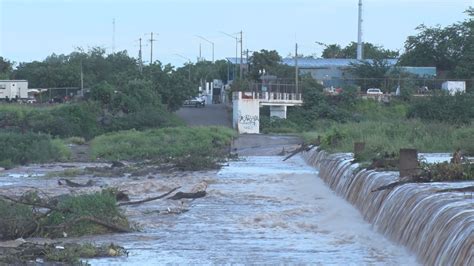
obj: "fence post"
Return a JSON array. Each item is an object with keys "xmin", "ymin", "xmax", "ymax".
[{"xmin": 399, "ymin": 148, "xmax": 418, "ymax": 178}]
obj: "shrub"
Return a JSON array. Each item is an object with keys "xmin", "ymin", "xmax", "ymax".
[
  {"xmin": 43, "ymin": 190, "xmax": 129, "ymax": 237},
  {"xmin": 0, "ymin": 199, "xmax": 36, "ymax": 239},
  {"xmin": 407, "ymin": 93, "xmax": 474, "ymax": 124},
  {"xmin": 0, "ymin": 132, "xmax": 70, "ymax": 167}
]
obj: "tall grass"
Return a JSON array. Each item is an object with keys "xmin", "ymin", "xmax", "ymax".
[
  {"xmin": 91, "ymin": 126, "xmax": 236, "ymax": 161},
  {"xmin": 302, "ymin": 120, "xmax": 474, "ymax": 155}
]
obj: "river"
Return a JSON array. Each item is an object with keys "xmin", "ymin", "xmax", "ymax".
[{"xmin": 0, "ymin": 135, "xmax": 421, "ymax": 265}]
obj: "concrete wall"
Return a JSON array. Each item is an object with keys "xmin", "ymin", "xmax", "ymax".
[
  {"xmin": 233, "ymin": 97, "xmax": 260, "ymax": 134},
  {"xmin": 270, "ymin": 105, "xmax": 287, "ymax": 119}
]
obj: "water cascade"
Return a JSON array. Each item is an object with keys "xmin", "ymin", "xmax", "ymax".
[{"xmin": 302, "ymin": 149, "xmax": 473, "ymax": 265}]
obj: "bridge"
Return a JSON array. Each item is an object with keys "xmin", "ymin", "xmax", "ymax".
[{"xmin": 232, "ymin": 83, "xmax": 303, "ymax": 134}]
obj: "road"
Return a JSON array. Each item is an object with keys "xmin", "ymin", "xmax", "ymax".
[{"xmin": 176, "ymin": 104, "xmax": 232, "ymax": 127}]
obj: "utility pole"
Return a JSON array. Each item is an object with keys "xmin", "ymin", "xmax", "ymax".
[
  {"xmin": 295, "ymin": 43, "xmax": 299, "ymax": 94},
  {"xmin": 138, "ymin": 38, "xmax": 143, "ymax": 73},
  {"xmin": 220, "ymin": 31, "xmax": 239, "ymax": 81},
  {"xmin": 112, "ymin": 18, "xmax": 115, "ymax": 53},
  {"xmin": 239, "ymin": 30, "xmax": 243, "ymax": 80},
  {"xmin": 148, "ymin": 32, "xmax": 157, "ymax": 64},
  {"xmin": 199, "ymin": 43, "xmax": 202, "ymax": 62},
  {"xmin": 357, "ymin": 0, "xmax": 364, "ymax": 60},
  {"xmin": 80, "ymin": 59, "xmax": 84, "ymax": 97}
]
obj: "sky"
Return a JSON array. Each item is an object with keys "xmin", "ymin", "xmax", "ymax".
[{"xmin": 0, "ymin": 0, "xmax": 472, "ymax": 67}]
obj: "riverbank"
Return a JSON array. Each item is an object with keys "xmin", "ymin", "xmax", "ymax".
[{"xmin": 0, "ymin": 135, "xmax": 420, "ymax": 264}]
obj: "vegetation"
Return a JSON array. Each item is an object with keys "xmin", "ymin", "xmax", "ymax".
[
  {"xmin": 321, "ymin": 41, "xmax": 400, "ymax": 59},
  {"xmin": 0, "ymin": 132, "xmax": 70, "ymax": 168},
  {"xmin": 301, "ymin": 120, "xmax": 474, "ymax": 155},
  {"xmin": 91, "ymin": 126, "xmax": 235, "ymax": 169},
  {"xmin": 0, "ymin": 190, "xmax": 130, "ymax": 241},
  {"xmin": 43, "ymin": 190, "xmax": 130, "ymax": 238}
]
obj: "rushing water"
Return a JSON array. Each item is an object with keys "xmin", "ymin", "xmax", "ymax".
[
  {"xmin": 79, "ymin": 155, "xmax": 417, "ymax": 265},
  {"xmin": 302, "ymin": 149, "xmax": 474, "ymax": 266}
]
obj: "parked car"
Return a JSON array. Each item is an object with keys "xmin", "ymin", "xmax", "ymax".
[
  {"xmin": 26, "ymin": 97, "xmax": 36, "ymax": 104},
  {"xmin": 183, "ymin": 96, "xmax": 205, "ymax": 108},
  {"xmin": 366, "ymin": 88, "xmax": 383, "ymax": 95}
]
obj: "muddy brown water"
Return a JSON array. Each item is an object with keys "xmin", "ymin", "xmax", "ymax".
[{"xmin": 0, "ymin": 135, "xmax": 419, "ymax": 265}]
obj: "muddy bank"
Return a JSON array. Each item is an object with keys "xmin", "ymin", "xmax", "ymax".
[{"xmin": 302, "ymin": 148, "xmax": 473, "ymax": 265}]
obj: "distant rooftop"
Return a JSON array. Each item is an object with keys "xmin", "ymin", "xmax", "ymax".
[
  {"xmin": 282, "ymin": 58, "xmax": 399, "ymax": 68},
  {"xmin": 226, "ymin": 57, "xmax": 249, "ymax": 64}
]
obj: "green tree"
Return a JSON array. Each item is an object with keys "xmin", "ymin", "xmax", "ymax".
[
  {"xmin": 0, "ymin": 57, "xmax": 13, "ymax": 79},
  {"xmin": 321, "ymin": 44, "xmax": 344, "ymax": 58},
  {"xmin": 348, "ymin": 59, "xmax": 392, "ymax": 90},
  {"xmin": 321, "ymin": 42, "xmax": 399, "ymax": 59},
  {"xmin": 248, "ymin": 50, "xmax": 293, "ymax": 80}
]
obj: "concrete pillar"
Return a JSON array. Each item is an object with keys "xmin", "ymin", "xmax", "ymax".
[
  {"xmin": 270, "ymin": 105, "xmax": 287, "ymax": 119},
  {"xmin": 399, "ymin": 148, "xmax": 418, "ymax": 178},
  {"xmin": 354, "ymin": 142, "xmax": 365, "ymax": 158},
  {"xmin": 233, "ymin": 94, "xmax": 260, "ymax": 134}
]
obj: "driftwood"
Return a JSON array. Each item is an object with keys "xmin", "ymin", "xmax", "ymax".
[
  {"xmin": 0, "ymin": 194, "xmax": 63, "ymax": 212},
  {"xmin": 283, "ymin": 144, "xmax": 313, "ymax": 161},
  {"xmin": 436, "ymin": 186, "xmax": 474, "ymax": 193},
  {"xmin": 168, "ymin": 181, "xmax": 208, "ymax": 200},
  {"xmin": 45, "ymin": 216, "xmax": 131, "ymax": 233},
  {"xmin": 117, "ymin": 186, "xmax": 181, "ymax": 206},
  {"xmin": 168, "ymin": 191, "xmax": 206, "ymax": 200},
  {"xmin": 58, "ymin": 179, "xmax": 94, "ymax": 187}
]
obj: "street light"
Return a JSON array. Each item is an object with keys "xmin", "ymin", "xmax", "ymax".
[
  {"xmin": 220, "ymin": 31, "xmax": 239, "ymax": 80},
  {"xmin": 196, "ymin": 35, "xmax": 214, "ymax": 63},
  {"xmin": 174, "ymin": 53, "xmax": 192, "ymax": 80}
]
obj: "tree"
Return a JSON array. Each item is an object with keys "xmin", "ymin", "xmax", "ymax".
[
  {"xmin": 0, "ymin": 57, "xmax": 13, "ymax": 79},
  {"xmin": 321, "ymin": 44, "xmax": 344, "ymax": 58},
  {"xmin": 321, "ymin": 42, "xmax": 399, "ymax": 59},
  {"xmin": 248, "ymin": 50, "xmax": 293, "ymax": 80},
  {"xmin": 399, "ymin": 8, "xmax": 473, "ymax": 76},
  {"xmin": 348, "ymin": 58, "xmax": 392, "ymax": 90}
]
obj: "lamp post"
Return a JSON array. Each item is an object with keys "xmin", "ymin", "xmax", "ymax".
[
  {"xmin": 220, "ymin": 31, "xmax": 239, "ymax": 80},
  {"xmin": 196, "ymin": 35, "xmax": 214, "ymax": 63},
  {"xmin": 174, "ymin": 54, "xmax": 192, "ymax": 81}
]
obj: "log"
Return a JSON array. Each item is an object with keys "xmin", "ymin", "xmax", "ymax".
[
  {"xmin": 168, "ymin": 191, "xmax": 206, "ymax": 200},
  {"xmin": 283, "ymin": 145, "xmax": 306, "ymax": 161},
  {"xmin": 58, "ymin": 179, "xmax": 94, "ymax": 187},
  {"xmin": 117, "ymin": 186, "xmax": 181, "ymax": 206}
]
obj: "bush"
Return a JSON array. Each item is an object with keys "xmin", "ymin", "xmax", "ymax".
[
  {"xmin": 0, "ymin": 199, "xmax": 36, "ymax": 239},
  {"xmin": 0, "ymin": 132, "xmax": 70, "ymax": 168},
  {"xmin": 90, "ymin": 127, "xmax": 235, "ymax": 168},
  {"xmin": 407, "ymin": 93, "xmax": 474, "ymax": 124},
  {"xmin": 43, "ymin": 190, "xmax": 129, "ymax": 237}
]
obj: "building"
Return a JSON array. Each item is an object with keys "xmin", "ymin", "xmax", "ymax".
[{"xmin": 282, "ymin": 58, "xmax": 436, "ymax": 88}]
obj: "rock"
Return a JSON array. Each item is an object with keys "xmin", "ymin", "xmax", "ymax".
[{"xmin": 111, "ymin": 161, "xmax": 125, "ymax": 168}]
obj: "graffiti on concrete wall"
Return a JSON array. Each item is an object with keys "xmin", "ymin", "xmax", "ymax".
[{"xmin": 238, "ymin": 112, "xmax": 259, "ymax": 130}]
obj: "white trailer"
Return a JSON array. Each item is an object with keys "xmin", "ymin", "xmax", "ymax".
[
  {"xmin": 0, "ymin": 80, "xmax": 28, "ymax": 101},
  {"xmin": 441, "ymin": 81, "xmax": 466, "ymax": 96}
]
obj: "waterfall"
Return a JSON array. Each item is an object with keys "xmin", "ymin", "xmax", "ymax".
[{"xmin": 302, "ymin": 148, "xmax": 473, "ymax": 265}]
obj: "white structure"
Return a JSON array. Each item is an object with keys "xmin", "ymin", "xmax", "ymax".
[
  {"xmin": 0, "ymin": 80, "xmax": 28, "ymax": 101},
  {"xmin": 441, "ymin": 81, "xmax": 466, "ymax": 95},
  {"xmin": 233, "ymin": 91, "xmax": 303, "ymax": 134}
]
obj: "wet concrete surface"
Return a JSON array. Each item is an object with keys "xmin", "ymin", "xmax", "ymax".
[{"xmin": 0, "ymin": 135, "xmax": 419, "ymax": 265}]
